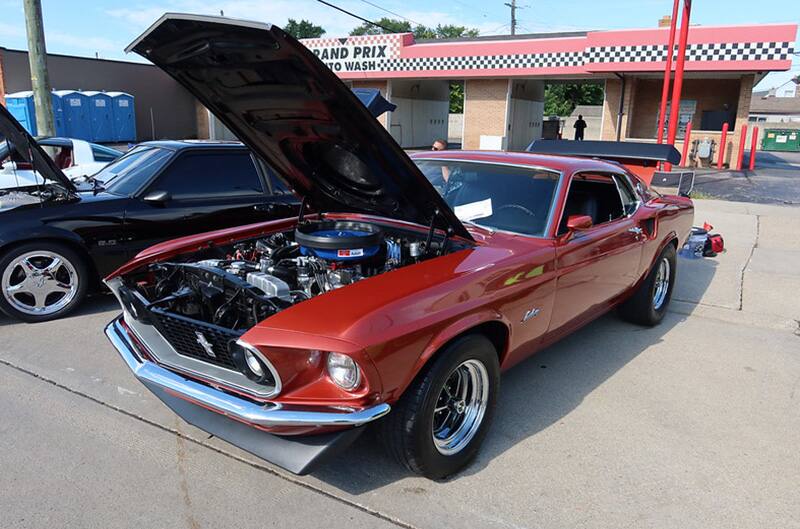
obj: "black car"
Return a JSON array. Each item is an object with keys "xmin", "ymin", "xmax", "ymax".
[{"xmin": 0, "ymin": 108, "xmax": 298, "ymax": 322}]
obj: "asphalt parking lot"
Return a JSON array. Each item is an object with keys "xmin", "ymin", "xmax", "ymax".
[{"xmin": 2, "ymin": 200, "xmax": 799, "ymax": 529}]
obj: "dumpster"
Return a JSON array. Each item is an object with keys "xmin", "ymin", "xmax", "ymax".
[
  {"xmin": 107, "ymin": 92, "xmax": 136, "ymax": 142},
  {"xmin": 57, "ymin": 90, "xmax": 92, "ymax": 140},
  {"xmin": 83, "ymin": 91, "xmax": 114, "ymax": 142},
  {"xmin": 761, "ymin": 129, "xmax": 800, "ymax": 152},
  {"xmin": 5, "ymin": 90, "xmax": 67, "ymax": 137}
]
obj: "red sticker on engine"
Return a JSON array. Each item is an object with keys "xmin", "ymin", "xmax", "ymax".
[{"xmin": 338, "ymin": 249, "xmax": 363, "ymax": 257}]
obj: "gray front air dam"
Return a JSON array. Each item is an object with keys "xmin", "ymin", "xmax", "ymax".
[{"xmin": 143, "ymin": 378, "xmax": 365, "ymax": 475}]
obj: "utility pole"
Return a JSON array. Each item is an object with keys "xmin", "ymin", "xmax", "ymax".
[
  {"xmin": 23, "ymin": 0, "xmax": 54, "ymax": 137},
  {"xmin": 504, "ymin": 0, "xmax": 518, "ymax": 35}
]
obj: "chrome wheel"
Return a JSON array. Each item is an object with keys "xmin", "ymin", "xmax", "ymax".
[
  {"xmin": 432, "ymin": 359, "xmax": 489, "ymax": 456},
  {"xmin": 652, "ymin": 257, "xmax": 671, "ymax": 311},
  {"xmin": 1, "ymin": 251, "xmax": 79, "ymax": 316}
]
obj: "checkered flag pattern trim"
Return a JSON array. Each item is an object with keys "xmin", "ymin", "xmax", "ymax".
[{"xmin": 585, "ymin": 41, "xmax": 794, "ymax": 64}]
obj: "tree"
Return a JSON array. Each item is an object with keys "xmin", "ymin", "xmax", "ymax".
[
  {"xmin": 349, "ymin": 18, "xmax": 479, "ymax": 40},
  {"xmin": 349, "ymin": 17, "xmax": 411, "ymax": 36},
  {"xmin": 284, "ymin": 19, "xmax": 325, "ymax": 39},
  {"xmin": 544, "ymin": 83, "xmax": 604, "ymax": 116}
]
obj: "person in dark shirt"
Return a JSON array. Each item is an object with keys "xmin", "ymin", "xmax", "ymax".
[{"xmin": 573, "ymin": 114, "xmax": 587, "ymax": 141}]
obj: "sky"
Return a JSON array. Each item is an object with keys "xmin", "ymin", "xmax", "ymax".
[{"xmin": 0, "ymin": 0, "xmax": 797, "ymax": 91}]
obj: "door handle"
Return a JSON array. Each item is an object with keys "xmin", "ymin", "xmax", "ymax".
[
  {"xmin": 253, "ymin": 203, "xmax": 275, "ymax": 212},
  {"xmin": 628, "ymin": 227, "xmax": 644, "ymax": 236}
]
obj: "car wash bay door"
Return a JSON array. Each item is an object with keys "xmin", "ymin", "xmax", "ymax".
[{"xmin": 548, "ymin": 172, "xmax": 644, "ymax": 332}]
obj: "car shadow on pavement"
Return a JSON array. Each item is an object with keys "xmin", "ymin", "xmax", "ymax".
[
  {"xmin": 0, "ymin": 293, "xmax": 119, "ymax": 327},
  {"xmin": 313, "ymin": 255, "xmax": 717, "ymax": 492}
]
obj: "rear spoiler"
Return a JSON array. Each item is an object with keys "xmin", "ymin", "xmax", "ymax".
[{"xmin": 526, "ymin": 140, "xmax": 681, "ymax": 185}]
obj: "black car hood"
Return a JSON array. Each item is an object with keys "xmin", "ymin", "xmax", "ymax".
[
  {"xmin": 0, "ymin": 104, "xmax": 76, "ymax": 193},
  {"xmin": 127, "ymin": 14, "xmax": 471, "ymax": 241}
]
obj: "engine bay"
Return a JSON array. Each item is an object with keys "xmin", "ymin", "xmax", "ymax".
[{"xmin": 125, "ymin": 219, "xmax": 467, "ymax": 331}]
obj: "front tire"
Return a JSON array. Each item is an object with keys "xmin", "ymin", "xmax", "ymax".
[
  {"xmin": 0, "ymin": 242, "xmax": 89, "ymax": 323},
  {"xmin": 619, "ymin": 243, "xmax": 677, "ymax": 326},
  {"xmin": 379, "ymin": 334, "xmax": 500, "ymax": 479}
]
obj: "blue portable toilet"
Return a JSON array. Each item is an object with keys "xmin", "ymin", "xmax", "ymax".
[
  {"xmin": 5, "ymin": 90, "xmax": 68, "ymax": 137},
  {"xmin": 83, "ymin": 91, "xmax": 114, "ymax": 142},
  {"xmin": 56, "ymin": 90, "xmax": 92, "ymax": 140},
  {"xmin": 107, "ymin": 92, "xmax": 136, "ymax": 142},
  {"xmin": 5, "ymin": 91, "xmax": 37, "ymax": 135}
]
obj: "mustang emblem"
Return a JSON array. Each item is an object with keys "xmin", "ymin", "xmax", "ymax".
[
  {"xmin": 194, "ymin": 331, "xmax": 216, "ymax": 358},
  {"xmin": 522, "ymin": 307, "xmax": 541, "ymax": 323}
]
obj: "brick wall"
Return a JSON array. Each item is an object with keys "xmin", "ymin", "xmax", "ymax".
[
  {"xmin": 601, "ymin": 77, "xmax": 637, "ymax": 141},
  {"xmin": 629, "ymin": 78, "xmax": 741, "ymax": 139},
  {"xmin": 463, "ymin": 79, "xmax": 509, "ymax": 149},
  {"xmin": 195, "ymin": 100, "xmax": 210, "ymax": 139}
]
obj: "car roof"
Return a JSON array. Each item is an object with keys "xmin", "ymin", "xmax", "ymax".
[
  {"xmin": 409, "ymin": 150, "xmax": 632, "ymax": 176},
  {"xmin": 137, "ymin": 139, "xmax": 247, "ymax": 151}
]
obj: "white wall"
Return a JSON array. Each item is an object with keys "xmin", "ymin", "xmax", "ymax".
[
  {"xmin": 389, "ymin": 80, "xmax": 450, "ymax": 148},
  {"xmin": 507, "ymin": 80, "xmax": 545, "ymax": 151}
]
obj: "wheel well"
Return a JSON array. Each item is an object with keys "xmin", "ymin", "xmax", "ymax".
[
  {"xmin": 0, "ymin": 238, "xmax": 98, "ymax": 289},
  {"xmin": 440, "ymin": 320, "xmax": 510, "ymax": 363}
]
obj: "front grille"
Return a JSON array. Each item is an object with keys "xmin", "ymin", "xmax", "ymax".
[{"xmin": 150, "ymin": 309, "xmax": 243, "ymax": 370}]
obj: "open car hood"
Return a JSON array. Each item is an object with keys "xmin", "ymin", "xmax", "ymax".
[
  {"xmin": 0, "ymin": 104, "xmax": 76, "ymax": 193},
  {"xmin": 127, "ymin": 14, "xmax": 471, "ymax": 241}
]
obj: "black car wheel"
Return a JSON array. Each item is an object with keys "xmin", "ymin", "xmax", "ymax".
[
  {"xmin": 0, "ymin": 242, "xmax": 89, "ymax": 323},
  {"xmin": 619, "ymin": 243, "xmax": 677, "ymax": 326},
  {"xmin": 379, "ymin": 334, "xmax": 499, "ymax": 479}
]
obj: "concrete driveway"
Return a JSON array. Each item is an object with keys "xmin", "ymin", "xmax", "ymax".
[{"xmin": 2, "ymin": 199, "xmax": 799, "ymax": 529}]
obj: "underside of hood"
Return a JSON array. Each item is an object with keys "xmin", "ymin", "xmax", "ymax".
[
  {"xmin": 127, "ymin": 13, "xmax": 471, "ymax": 241},
  {"xmin": 0, "ymin": 104, "xmax": 75, "ymax": 193}
]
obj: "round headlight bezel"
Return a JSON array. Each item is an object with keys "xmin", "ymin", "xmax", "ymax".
[
  {"xmin": 326, "ymin": 351, "xmax": 361, "ymax": 391},
  {"xmin": 230, "ymin": 340, "xmax": 280, "ymax": 390}
]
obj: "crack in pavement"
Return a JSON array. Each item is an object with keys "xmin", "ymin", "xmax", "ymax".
[
  {"xmin": 0, "ymin": 357, "xmax": 420, "ymax": 529},
  {"xmin": 738, "ymin": 214, "xmax": 760, "ymax": 311}
]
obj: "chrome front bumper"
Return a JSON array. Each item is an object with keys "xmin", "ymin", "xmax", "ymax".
[{"xmin": 104, "ymin": 316, "xmax": 391, "ymax": 428}]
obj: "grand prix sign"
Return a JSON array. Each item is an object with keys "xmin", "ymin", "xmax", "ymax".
[{"xmin": 301, "ymin": 34, "xmax": 405, "ymax": 73}]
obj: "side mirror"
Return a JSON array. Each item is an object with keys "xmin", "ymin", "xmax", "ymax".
[
  {"xmin": 566, "ymin": 214, "xmax": 593, "ymax": 231},
  {"xmin": 142, "ymin": 190, "xmax": 171, "ymax": 205}
]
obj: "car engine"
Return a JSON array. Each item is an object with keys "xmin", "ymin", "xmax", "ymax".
[{"xmin": 126, "ymin": 220, "xmax": 463, "ymax": 331}]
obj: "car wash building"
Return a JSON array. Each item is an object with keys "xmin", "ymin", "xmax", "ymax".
[{"xmin": 289, "ymin": 22, "xmax": 796, "ymax": 166}]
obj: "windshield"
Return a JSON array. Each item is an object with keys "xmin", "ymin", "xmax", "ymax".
[
  {"xmin": 101, "ymin": 146, "xmax": 173, "ymax": 195},
  {"xmin": 414, "ymin": 159, "xmax": 561, "ymax": 237}
]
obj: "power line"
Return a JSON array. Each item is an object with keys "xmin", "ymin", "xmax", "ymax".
[
  {"xmin": 355, "ymin": 0, "xmax": 425, "ymax": 27},
  {"xmin": 315, "ymin": 0, "xmax": 394, "ymax": 32}
]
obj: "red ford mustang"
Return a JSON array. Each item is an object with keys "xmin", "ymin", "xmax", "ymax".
[{"xmin": 104, "ymin": 14, "xmax": 694, "ymax": 479}]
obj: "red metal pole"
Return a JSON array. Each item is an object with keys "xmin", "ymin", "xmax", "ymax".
[
  {"xmin": 717, "ymin": 122, "xmax": 729, "ymax": 169},
  {"xmin": 680, "ymin": 121, "xmax": 692, "ymax": 166},
  {"xmin": 665, "ymin": 0, "xmax": 692, "ymax": 171},
  {"xmin": 748, "ymin": 126, "xmax": 759, "ymax": 170},
  {"xmin": 656, "ymin": 0, "xmax": 680, "ymax": 145},
  {"xmin": 736, "ymin": 123, "xmax": 748, "ymax": 170}
]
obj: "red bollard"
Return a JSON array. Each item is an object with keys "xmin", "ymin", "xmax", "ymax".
[
  {"xmin": 736, "ymin": 124, "xmax": 748, "ymax": 171},
  {"xmin": 717, "ymin": 122, "xmax": 729, "ymax": 169},
  {"xmin": 748, "ymin": 126, "xmax": 759, "ymax": 170},
  {"xmin": 680, "ymin": 121, "xmax": 693, "ymax": 166}
]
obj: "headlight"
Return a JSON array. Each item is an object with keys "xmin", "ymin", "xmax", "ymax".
[
  {"xmin": 230, "ymin": 340, "xmax": 276, "ymax": 386},
  {"xmin": 243, "ymin": 348, "xmax": 265, "ymax": 378},
  {"xmin": 326, "ymin": 352, "xmax": 361, "ymax": 390}
]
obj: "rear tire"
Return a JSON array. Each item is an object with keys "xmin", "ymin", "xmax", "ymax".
[
  {"xmin": 619, "ymin": 243, "xmax": 676, "ymax": 326},
  {"xmin": 0, "ymin": 242, "xmax": 89, "ymax": 323},
  {"xmin": 379, "ymin": 334, "xmax": 500, "ymax": 480}
]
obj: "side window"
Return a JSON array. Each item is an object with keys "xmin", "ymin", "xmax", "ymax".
[
  {"xmin": 153, "ymin": 151, "xmax": 263, "ymax": 200},
  {"xmin": 613, "ymin": 174, "xmax": 639, "ymax": 216},
  {"xmin": 91, "ymin": 145, "xmax": 122, "ymax": 163},
  {"xmin": 559, "ymin": 173, "xmax": 624, "ymax": 234},
  {"xmin": 255, "ymin": 157, "xmax": 292, "ymax": 196}
]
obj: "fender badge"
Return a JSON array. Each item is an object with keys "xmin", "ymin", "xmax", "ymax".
[{"xmin": 522, "ymin": 307, "xmax": 541, "ymax": 323}]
